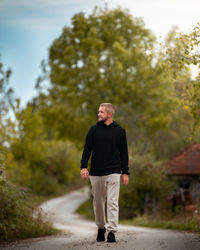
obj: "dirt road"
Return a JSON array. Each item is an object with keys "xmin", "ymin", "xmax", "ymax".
[{"xmin": 1, "ymin": 186, "xmax": 200, "ymax": 250}]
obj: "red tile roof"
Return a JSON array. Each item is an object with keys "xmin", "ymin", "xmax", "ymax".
[{"xmin": 166, "ymin": 143, "xmax": 200, "ymax": 175}]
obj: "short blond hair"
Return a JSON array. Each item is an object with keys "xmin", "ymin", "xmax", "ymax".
[{"xmin": 100, "ymin": 103, "xmax": 115, "ymax": 116}]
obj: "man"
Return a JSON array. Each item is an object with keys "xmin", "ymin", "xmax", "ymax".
[{"xmin": 80, "ymin": 103, "xmax": 129, "ymax": 243}]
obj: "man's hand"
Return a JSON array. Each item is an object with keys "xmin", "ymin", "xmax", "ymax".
[
  {"xmin": 80, "ymin": 168, "xmax": 89, "ymax": 180},
  {"xmin": 121, "ymin": 174, "xmax": 129, "ymax": 186}
]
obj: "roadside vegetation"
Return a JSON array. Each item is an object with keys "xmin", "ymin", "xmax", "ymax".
[
  {"xmin": 0, "ymin": 179, "xmax": 59, "ymax": 241},
  {"xmin": 121, "ymin": 215, "xmax": 200, "ymax": 232},
  {"xmin": 1, "ymin": 6, "xmax": 200, "ymax": 241}
]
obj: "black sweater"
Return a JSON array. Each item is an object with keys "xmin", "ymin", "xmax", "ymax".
[{"xmin": 81, "ymin": 121, "xmax": 129, "ymax": 176}]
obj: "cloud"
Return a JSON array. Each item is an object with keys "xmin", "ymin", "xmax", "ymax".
[
  {"xmin": 0, "ymin": 0, "xmax": 104, "ymax": 30},
  {"xmin": 1, "ymin": 0, "xmax": 199, "ymax": 35}
]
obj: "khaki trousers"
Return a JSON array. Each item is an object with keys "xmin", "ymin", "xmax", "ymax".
[{"xmin": 89, "ymin": 173, "xmax": 121, "ymax": 233}]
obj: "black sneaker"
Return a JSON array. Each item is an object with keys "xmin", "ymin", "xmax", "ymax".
[
  {"xmin": 96, "ymin": 227, "xmax": 106, "ymax": 242},
  {"xmin": 107, "ymin": 231, "xmax": 116, "ymax": 243}
]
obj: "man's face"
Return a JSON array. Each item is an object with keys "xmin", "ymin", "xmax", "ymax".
[{"xmin": 98, "ymin": 106, "xmax": 109, "ymax": 122}]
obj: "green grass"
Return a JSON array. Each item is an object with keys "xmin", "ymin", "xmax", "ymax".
[
  {"xmin": 76, "ymin": 196, "xmax": 95, "ymax": 220},
  {"xmin": 120, "ymin": 215, "xmax": 200, "ymax": 232}
]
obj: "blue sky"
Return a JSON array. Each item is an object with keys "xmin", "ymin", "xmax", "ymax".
[{"xmin": 0, "ymin": 0, "xmax": 200, "ymax": 106}]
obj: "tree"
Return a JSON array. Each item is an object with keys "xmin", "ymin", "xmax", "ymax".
[
  {"xmin": 37, "ymin": 7, "xmax": 178, "ymax": 148},
  {"xmin": 0, "ymin": 57, "xmax": 13, "ymax": 117},
  {"xmin": 147, "ymin": 27, "xmax": 195, "ymax": 159},
  {"xmin": 0, "ymin": 56, "xmax": 14, "ymax": 176},
  {"xmin": 167, "ymin": 24, "xmax": 200, "ymax": 136},
  {"xmin": 9, "ymin": 103, "xmax": 81, "ymax": 195}
]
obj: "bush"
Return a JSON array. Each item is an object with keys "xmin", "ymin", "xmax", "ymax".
[
  {"xmin": 119, "ymin": 153, "xmax": 174, "ymax": 219},
  {"xmin": 0, "ymin": 179, "xmax": 58, "ymax": 241},
  {"xmin": 7, "ymin": 140, "xmax": 81, "ymax": 196}
]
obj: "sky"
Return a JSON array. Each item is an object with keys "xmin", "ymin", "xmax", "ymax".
[{"xmin": 0, "ymin": 0, "xmax": 200, "ymax": 106}]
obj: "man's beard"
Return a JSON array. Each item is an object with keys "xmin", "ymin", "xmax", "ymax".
[{"xmin": 98, "ymin": 116, "xmax": 108, "ymax": 123}]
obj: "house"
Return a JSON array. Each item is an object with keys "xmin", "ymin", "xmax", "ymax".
[{"xmin": 166, "ymin": 143, "xmax": 200, "ymax": 203}]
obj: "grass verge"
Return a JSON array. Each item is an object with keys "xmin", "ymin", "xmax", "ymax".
[
  {"xmin": 120, "ymin": 215, "xmax": 200, "ymax": 232},
  {"xmin": 76, "ymin": 196, "xmax": 94, "ymax": 220}
]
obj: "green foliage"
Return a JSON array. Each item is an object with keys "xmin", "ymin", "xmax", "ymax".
[
  {"xmin": 36, "ymin": 7, "xmax": 179, "ymax": 148},
  {"xmin": 0, "ymin": 147, "xmax": 6, "ymax": 178},
  {"xmin": 151, "ymin": 109, "xmax": 194, "ymax": 161},
  {"xmin": 10, "ymin": 139, "xmax": 81, "ymax": 195},
  {"xmin": 166, "ymin": 24, "xmax": 200, "ymax": 136},
  {"xmin": 119, "ymin": 153, "xmax": 174, "ymax": 219},
  {"xmin": 0, "ymin": 56, "xmax": 14, "ymax": 177},
  {"xmin": 6, "ymin": 102, "xmax": 81, "ymax": 195},
  {"xmin": 0, "ymin": 54, "xmax": 82, "ymax": 197},
  {"xmin": 0, "ymin": 56, "xmax": 15, "ymax": 147},
  {"xmin": 0, "ymin": 179, "xmax": 58, "ymax": 241},
  {"xmin": 0, "ymin": 56, "xmax": 13, "ymax": 116}
]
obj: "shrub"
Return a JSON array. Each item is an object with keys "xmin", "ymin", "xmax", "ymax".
[
  {"xmin": 0, "ymin": 179, "xmax": 58, "ymax": 241},
  {"xmin": 7, "ymin": 140, "xmax": 81, "ymax": 196},
  {"xmin": 119, "ymin": 153, "xmax": 174, "ymax": 219}
]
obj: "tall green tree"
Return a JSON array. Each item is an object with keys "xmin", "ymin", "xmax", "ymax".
[{"xmin": 37, "ymin": 7, "xmax": 178, "ymax": 149}]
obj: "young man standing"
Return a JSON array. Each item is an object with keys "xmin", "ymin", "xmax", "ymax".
[{"xmin": 80, "ymin": 103, "xmax": 129, "ymax": 243}]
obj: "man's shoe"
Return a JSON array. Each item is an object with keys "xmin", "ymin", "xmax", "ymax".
[
  {"xmin": 107, "ymin": 231, "xmax": 116, "ymax": 243},
  {"xmin": 96, "ymin": 227, "xmax": 106, "ymax": 242}
]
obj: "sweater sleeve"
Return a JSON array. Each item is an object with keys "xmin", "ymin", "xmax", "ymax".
[
  {"xmin": 80, "ymin": 126, "xmax": 94, "ymax": 169},
  {"xmin": 119, "ymin": 128, "xmax": 130, "ymax": 175}
]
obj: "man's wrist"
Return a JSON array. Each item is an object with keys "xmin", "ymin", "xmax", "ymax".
[{"xmin": 81, "ymin": 166, "xmax": 87, "ymax": 169}]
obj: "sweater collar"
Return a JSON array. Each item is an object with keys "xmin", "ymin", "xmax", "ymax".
[{"xmin": 97, "ymin": 121, "xmax": 119, "ymax": 127}]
